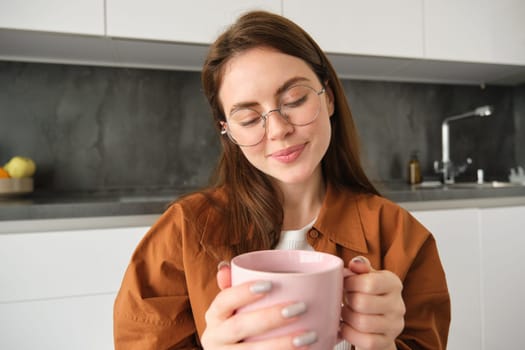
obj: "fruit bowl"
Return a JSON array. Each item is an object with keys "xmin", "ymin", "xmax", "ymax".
[{"xmin": 0, "ymin": 178, "xmax": 34, "ymax": 197}]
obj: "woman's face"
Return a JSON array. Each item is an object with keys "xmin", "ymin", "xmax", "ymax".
[{"xmin": 219, "ymin": 48, "xmax": 334, "ymax": 186}]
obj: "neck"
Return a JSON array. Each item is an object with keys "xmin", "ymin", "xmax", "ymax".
[{"xmin": 278, "ymin": 169, "xmax": 326, "ymax": 230}]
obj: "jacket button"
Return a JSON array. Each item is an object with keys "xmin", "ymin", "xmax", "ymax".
[{"xmin": 308, "ymin": 229, "xmax": 319, "ymax": 239}]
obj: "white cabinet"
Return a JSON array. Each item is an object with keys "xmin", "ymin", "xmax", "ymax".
[
  {"xmin": 106, "ymin": 0, "xmax": 282, "ymax": 44},
  {"xmin": 0, "ymin": 225, "xmax": 146, "ymax": 350},
  {"xmin": 284, "ymin": 0, "xmax": 525, "ymax": 64},
  {"xmin": 1, "ymin": 1, "xmax": 525, "ymax": 84},
  {"xmin": 411, "ymin": 209, "xmax": 481, "ymax": 350},
  {"xmin": 0, "ymin": 0, "xmax": 104, "ymax": 36},
  {"xmin": 412, "ymin": 205, "xmax": 525, "ymax": 350},
  {"xmin": 283, "ymin": 0, "xmax": 424, "ymax": 59},
  {"xmin": 479, "ymin": 206, "xmax": 525, "ymax": 349},
  {"xmin": 424, "ymin": 0, "xmax": 525, "ymax": 65},
  {"xmin": 0, "ymin": 294, "xmax": 116, "ymax": 350}
]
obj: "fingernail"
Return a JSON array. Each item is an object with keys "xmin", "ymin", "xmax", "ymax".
[
  {"xmin": 281, "ymin": 302, "xmax": 307, "ymax": 318},
  {"xmin": 249, "ymin": 281, "xmax": 272, "ymax": 294},
  {"xmin": 217, "ymin": 261, "xmax": 230, "ymax": 271},
  {"xmin": 351, "ymin": 256, "xmax": 365, "ymax": 264},
  {"xmin": 292, "ymin": 331, "xmax": 318, "ymax": 347},
  {"xmin": 343, "ymin": 293, "xmax": 350, "ymax": 306}
]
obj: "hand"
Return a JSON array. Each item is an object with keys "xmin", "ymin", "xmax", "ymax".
[
  {"xmin": 200, "ymin": 262, "xmax": 317, "ymax": 349},
  {"xmin": 340, "ymin": 256, "xmax": 405, "ymax": 350}
]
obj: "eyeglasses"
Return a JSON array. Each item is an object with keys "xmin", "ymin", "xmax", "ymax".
[{"xmin": 221, "ymin": 85, "xmax": 326, "ymax": 147}]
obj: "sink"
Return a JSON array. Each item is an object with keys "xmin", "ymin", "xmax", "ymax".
[
  {"xmin": 415, "ymin": 181, "xmax": 524, "ymax": 190},
  {"xmin": 446, "ymin": 181, "xmax": 523, "ymax": 189}
]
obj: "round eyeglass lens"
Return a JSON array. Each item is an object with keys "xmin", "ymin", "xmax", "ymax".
[{"xmin": 226, "ymin": 85, "xmax": 323, "ymax": 146}]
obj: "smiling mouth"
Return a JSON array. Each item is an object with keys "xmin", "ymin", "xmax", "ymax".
[{"xmin": 269, "ymin": 143, "xmax": 306, "ymax": 163}]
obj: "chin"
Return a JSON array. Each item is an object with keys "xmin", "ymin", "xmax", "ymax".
[{"xmin": 271, "ymin": 170, "xmax": 315, "ymax": 185}]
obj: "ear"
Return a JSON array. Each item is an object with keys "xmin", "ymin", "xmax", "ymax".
[
  {"xmin": 219, "ymin": 121, "xmax": 228, "ymax": 135},
  {"xmin": 325, "ymin": 85, "xmax": 335, "ymax": 117}
]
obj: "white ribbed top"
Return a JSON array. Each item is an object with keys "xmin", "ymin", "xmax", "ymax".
[{"xmin": 276, "ymin": 220, "xmax": 351, "ymax": 350}]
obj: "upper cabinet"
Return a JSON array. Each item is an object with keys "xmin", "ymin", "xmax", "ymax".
[
  {"xmin": 283, "ymin": 0, "xmax": 424, "ymax": 59},
  {"xmin": 0, "ymin": 0, "xmax": 104, "ymax": 36},
  {"xmin": 1, "ymin": 1, "xmax": 525, "ymax": 85},
  {"xmin": 424, "ymin": 0, "xmax": 525, "ymax": 65},
  {"xmin": 106, "ymin": 0, "xmax": 282, "ymax": 44},
  {"xmin": 282, "ymin": 0, "xmax": 525, "ymax": 84}
]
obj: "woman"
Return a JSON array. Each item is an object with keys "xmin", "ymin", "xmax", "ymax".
[{"xmin": 114, "ymin": 11, "xmax": 450, "ymax": 350}]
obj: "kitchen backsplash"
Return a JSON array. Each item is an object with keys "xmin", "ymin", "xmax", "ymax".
[
  {"xmin": 0, "ymin": 61, "xmax": 523, "ymax": 193},
  {"xmin": 515, "ymin": 84, "xmax": 525, "ymax": 168}
]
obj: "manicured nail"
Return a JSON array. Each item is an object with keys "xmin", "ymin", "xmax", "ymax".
[
  {"xmin": 249, "ymin": 281, "xmax": 272, "ymax": 294},
  {"xmin": 217, "ymin": 261, "xmax": 230, "ymax": 271},
  {"xmin": 351, "ymin": 256, "xmax": 365, "ymax": 264},
  {"xmin": 281, "ymin": 302, "xmax": 307, "ymax": 318},
  {"xmin": 343, "ymin": 293, "xmax": 350, "ymax": 306},
  {"xmin": 292, "ymin": 331, "xmax": 318, "ymax": 347}
]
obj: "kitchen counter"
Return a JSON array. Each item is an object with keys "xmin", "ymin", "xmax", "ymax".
[
  {"xmin": 375, "ymin": 181, "xmax": 525, "ymax": 210},
  {"xmin": 0, "ymin": 188, "xmax": 188, "ymax": 221},
  {"xmin": 1, "ymin": 183, "xmax": 525, "ymax": 222}
]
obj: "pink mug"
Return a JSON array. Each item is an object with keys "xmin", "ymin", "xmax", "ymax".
[{"xmin": 231, "ymin": 249, "xmax": 344, "ymax": 349}]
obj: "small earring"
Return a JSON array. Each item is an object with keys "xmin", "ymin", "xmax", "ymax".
[{"xmin": 219, "ymin": 121, "xmax": 227, "ymax": 135}]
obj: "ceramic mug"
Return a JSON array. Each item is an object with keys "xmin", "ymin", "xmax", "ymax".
[{"xmin": 231, "ymin": 249, "xmax": 344, "ymax": 349}]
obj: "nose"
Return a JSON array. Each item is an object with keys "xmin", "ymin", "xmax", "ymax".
[{"xmin": 264, "ymin": 109, "xmax": 294, "ymax": 140}]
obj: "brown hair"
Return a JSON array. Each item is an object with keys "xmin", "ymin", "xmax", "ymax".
[{"xmin": 201, "ymin": 11, "xmax": 379, "ymax": 253}]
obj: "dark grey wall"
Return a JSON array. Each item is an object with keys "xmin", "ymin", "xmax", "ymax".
[
  {"xmin": 0, "ymin": 61, "xmax": 523, "ymax": 193},
  {"xmin": 0, "ymin": 62, "xmax": 218, "ymax": 193},
  {"xmin": 344, "ymin": 80, "xmax": 517, "ymax": 182},
  {"xmin": 515, "ymin": 84, "xmax": 525, "ymax": 168}
]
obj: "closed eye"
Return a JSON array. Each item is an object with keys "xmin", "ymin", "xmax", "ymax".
[
  {"xmin": 231, "ymin": 109, "xmax": 262, "ymax": 128},
  {"xmin": 282, "ymin": 94, "xmax": 307, "ymax": 108},
  {"xmin": 239, "ymin": 117, "xmax": 261, "ymax": 127}
]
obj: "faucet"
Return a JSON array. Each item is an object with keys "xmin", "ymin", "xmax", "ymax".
[{"xmin": 434, "ymin": 105, "xmax": 494, "ymax": 184}]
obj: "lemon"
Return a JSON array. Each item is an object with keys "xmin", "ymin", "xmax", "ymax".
[{"xmin": 3, "ymin": 156, "xmax": 36, "ymax": 178}]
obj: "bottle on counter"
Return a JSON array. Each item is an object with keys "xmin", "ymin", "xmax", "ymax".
[{"xmin": 408, "ymin": 151, "xmax": 422, "ymax": 185}]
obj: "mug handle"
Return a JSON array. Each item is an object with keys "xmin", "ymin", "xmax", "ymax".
[{"xmin": 337, "ymin": 268, "xmax": 355, "ymax": 345}]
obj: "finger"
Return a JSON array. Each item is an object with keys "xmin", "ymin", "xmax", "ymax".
[
  {"xmin": 217, "ymin": 330, "xmax": 317, "ymax": 350},
  {"xmin": 343, "ymin": 267, "xmax": 355, "ymax": 278},
  {"xmin": 345, "ymin": 291, "xmax": 406, "ymax": 321},
  {"xmin": 344, "ymin": 270, "xmax": 402, "ymax": 295},
  {"xmin": 217, "ymin": 261, "xmax": 232, "ymax": 290},
  {"xmin": 344, "ymin": 292, "xmax": 392, "ymax": 315},
  {"xmin": 339, "ymin": 320, "xmax": 392, "ymax": 350},
  {"xmin": 205, "ymin": 280, "xmax": 273, "ymax": 324},
  {"xmin": 202, "ymin": 311, "xmax": 316, "ymax": 349},
  {"xmin": 217, "ymin": 301, "xmax": 311, "ymax": 344},
  {"xmin": 347, "ymin": 256, "xmax": 373, "ymax": 274},
  {"xmin": 341, "ymin": 305, "xmax": 400, "ymax": 335}
]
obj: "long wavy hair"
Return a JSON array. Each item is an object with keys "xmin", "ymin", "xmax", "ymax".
[{"xmin": 201, "ymin": 10, "xmax": 379, "ymax": 254}]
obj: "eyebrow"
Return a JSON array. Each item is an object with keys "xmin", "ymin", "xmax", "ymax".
[{"xmin": 229, "ymin": 76, "xmax": 311, "ymax": 115}]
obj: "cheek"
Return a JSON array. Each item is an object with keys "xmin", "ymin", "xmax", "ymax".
[
  {"xmin": 238, "ymin": 144, "xmax": 265, "ymax": 167},
  {"xmin": 316, "ymin": 114, "xmax": 332, "ymax": 143},
  {"xmin": 313, "ymin": 116, "xmax": 333, "ymax": 158}
]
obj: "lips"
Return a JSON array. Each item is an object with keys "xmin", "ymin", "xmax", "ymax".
[{"xmin": 269, "ymin": 143, "xmax": 306, "ymax": 163}]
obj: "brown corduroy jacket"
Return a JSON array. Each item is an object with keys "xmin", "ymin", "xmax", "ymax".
[{"xmin": 114, "ymin": 184, "xmax": 450, "ymax": 349}]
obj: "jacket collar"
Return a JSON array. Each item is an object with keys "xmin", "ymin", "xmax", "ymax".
[
  {"xmin": 314, "ymin": 183, "xmax": 369, "ymax": 253},
  {"xmin": 198, "ymin": 183, "xmax": 369, "ymax": 253}
]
